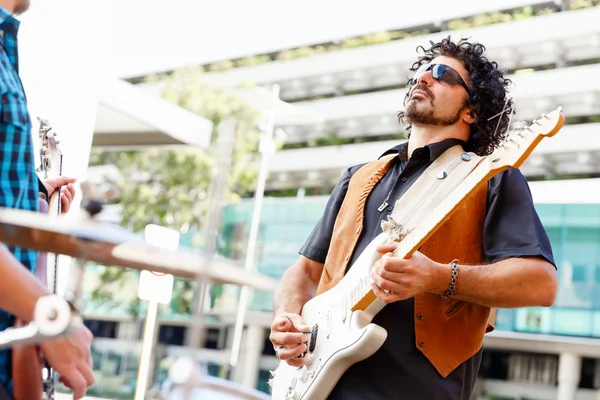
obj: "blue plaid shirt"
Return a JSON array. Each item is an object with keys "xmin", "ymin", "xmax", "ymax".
[{"xmin": 0, "ymin": 6, "xmax": 40, "ymax": 393}]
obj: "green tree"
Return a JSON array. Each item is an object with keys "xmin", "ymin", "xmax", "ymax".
[{"xmin": 88, "ymin": 66, "xmax": 263, "ymax": 316}]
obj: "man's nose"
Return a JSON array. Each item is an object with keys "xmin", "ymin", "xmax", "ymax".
[{"xmin": 416, "ymin": 70, "xmax": 434, "ymax": 87}]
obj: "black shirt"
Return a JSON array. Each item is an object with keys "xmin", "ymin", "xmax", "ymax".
[{"xmin": 299, "ymin": 139, "xmax": 555, "ymax": 400}]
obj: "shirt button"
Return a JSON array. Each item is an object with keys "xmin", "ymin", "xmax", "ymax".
[
  {"xmin": 400, "ymin": 177, "xmax": 407, "ymax": 182},
  {"xmin": 387, "ymin": 206, "xmax": 393, "ymax": 211},
  {"xmin": 417, "ymin": 314, "xmax": 424, "ymax": 320},
  {"xmin": 418, "ymin": 341, "xmax": 425, "ymax": 347}
]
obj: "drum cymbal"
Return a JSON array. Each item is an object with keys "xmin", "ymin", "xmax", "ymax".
[{"xmin": 0, "ymin": 207, "xmax": 278, "ymax": 291}]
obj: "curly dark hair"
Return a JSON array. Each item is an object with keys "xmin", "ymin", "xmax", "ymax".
[{"xmin": 397, "ymin": 37, "xmax": 514, "ymax": 156}]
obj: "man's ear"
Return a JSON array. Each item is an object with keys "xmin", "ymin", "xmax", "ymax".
[{"xmin": 463, "ymin": 107, "xmax": 477, "ymax": 124}]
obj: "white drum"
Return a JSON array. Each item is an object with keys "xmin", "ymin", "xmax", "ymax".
[
  {"xmin": 163, "ymin": 375, "xmax": 271, "ymax": 400},
  {"xmin": 159, "ymin": 357, "xmax": 271, "ymax": 400}
]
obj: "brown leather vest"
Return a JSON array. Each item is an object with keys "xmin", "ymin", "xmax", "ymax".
[{"xmin": 315, "ymin": 155, "xmax": 495, "ymax": 378}]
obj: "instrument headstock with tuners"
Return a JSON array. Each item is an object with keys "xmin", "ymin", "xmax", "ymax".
[
  {"xmin": 36, "ymin": 117, "xmax": 63, "ymax": 180},
  {"xmin": 36, "ymin": 117, "xmax": 63, "ymax": 217},
  {"xmin": 487, "ymin": 107, "xmax": 565, "ymax": 173}
]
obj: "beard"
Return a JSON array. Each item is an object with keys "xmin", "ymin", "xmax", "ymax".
[
  {"xmin": 14, "ymin": 0, "xmax": 31, "ymax": 15},
  {"xmin": 404, "ymin": 98, "xmax": 463, "ymax": 127}
]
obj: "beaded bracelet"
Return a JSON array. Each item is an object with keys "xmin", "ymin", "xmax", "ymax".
[{"xmin": 441, "ymin": 259, "xmax": 460, "ymax": 299}]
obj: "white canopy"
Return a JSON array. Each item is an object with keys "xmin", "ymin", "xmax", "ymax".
[{"xmin": 93, "ymin": 79, "xmax": 214, "ymax": 149}]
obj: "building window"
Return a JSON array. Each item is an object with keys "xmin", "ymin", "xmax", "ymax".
[
  {"xmin": 479, "ymin": 350, "xmax": 510, "ymax": 380},
  {"xmin": 158, "ymin": 325, "xmax": 187, "ymax": 346},
  {"xmin": 157, "ymin": 326, "xmax": 225, "ymax": 348},
  {"xmin": 262, "ymin": 328, "xmax": 276, "ymax": 356},
  {"xmin": 204, "ymin": 328, "xmax": 225, "ymax": 349},
  {"xmin": 594, "ymin": 265, "xmax": 600, "ymax": 284},
  {"xmin": 84, "ymin": 319, "xmax": 117, "ymax": 339},
  {"xmin": 572, "ymin": 264, "xmax": 587, "ymax": 283}
]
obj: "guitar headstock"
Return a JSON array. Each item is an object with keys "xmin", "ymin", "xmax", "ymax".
[
  {"xmin": 36, "ymin": 117, "xmax": 63, "ymax": 179},
  {"xmin": 487, "ymin": 107, "xmax": 565, "ymax": 173}
]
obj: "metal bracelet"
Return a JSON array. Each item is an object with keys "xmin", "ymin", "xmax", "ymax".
[{"xmin": 441, "ymin": 259, "xmax": 459, "ymax": 299}]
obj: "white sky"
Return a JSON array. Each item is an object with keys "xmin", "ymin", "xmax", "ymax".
[{"xmin": 112, "ymin": 0, "xmax": 542, "ymax": 78}]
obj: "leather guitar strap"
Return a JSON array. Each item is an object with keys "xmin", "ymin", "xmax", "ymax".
[{"xmin": 380, "ymin": 145, "xmax": 484, "ymax": 240}]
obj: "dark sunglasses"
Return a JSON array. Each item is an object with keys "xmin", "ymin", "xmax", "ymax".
[{"xmin": 411, "ymin": 63, "xmax": 470, "ymax": 93}]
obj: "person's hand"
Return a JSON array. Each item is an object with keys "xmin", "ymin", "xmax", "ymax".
[
  {"xmin": 40, "ymin": 325, "xmax": 94, "ymax": 399},
  {"xmin": 269, "ymin": 313, "xmax": 312, "ymax": 368},
  {"xmin": 43, "ymin": 176, "xmax": 77, "ymax": 213},
  {"xmin": 371, "ymin": 242, "xmax": 439, "ymax": 303}
]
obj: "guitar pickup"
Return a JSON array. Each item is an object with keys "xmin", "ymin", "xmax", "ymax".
[
  {"xmin": 297, "ymin": 325, "xmax": 318, "ymax": 359},
  {"xmin": 308, "ymin": 325, "xmax": 318, "ymax": 352}
]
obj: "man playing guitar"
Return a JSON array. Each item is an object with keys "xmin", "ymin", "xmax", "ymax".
[{"xmin": 269, "ymin": 38, "xmax": 558, "ymax": 399}]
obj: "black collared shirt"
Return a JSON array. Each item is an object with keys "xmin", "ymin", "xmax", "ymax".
[{"xmin": 299, "ymin": 139, "xmax": 555, "ymax": 400}]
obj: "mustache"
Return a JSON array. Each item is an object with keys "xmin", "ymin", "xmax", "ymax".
[{"xmin": 410, "ymin": 84, "xmax": 434, "ymax": 100}]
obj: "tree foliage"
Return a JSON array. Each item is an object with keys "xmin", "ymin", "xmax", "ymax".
[
  {"xmin": 91, "ymin": 66, "xmax": 262, "ymax": 233},
  {"xmin": 88, "ymin": 66, "xmax": 263, "ymax": 315}
]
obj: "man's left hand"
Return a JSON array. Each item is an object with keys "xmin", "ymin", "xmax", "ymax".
[
  {"xmin": 43, "ymin": 177, "xmax": 77, "ymax": 214},
  {"xmin": 370, "ymin": 241, "xmax": 441, "ymax": 303}
]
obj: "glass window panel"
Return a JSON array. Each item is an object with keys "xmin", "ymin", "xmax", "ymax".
[
  {"xmin": 572, "ymin": 265, "xmax": 587, "ymax": 282},
  {"xmin": 494, "ymin": 308, "xmax": 515, "ymax": 331},
  {"xmin": 515, "ymin": 308, "xmax": 543, "ymax": 333},
  {"xmin": 514, "ymin": 307, "xmax": 552, "ymax": 334},
  {"xmin": 594, "ymin": 267, "xmax": 600, "ymax": 284},
  {"xmin": 555, "ymin": 283, "xmax": 593, "ymax": 309},
  {"xmin": 591, "ymin": 312, "xmax": 600, "ymax": 338},
  {"xmin": 220, "ymin": 200, "xmax": 600, "ymax": 334},
  {"xmin": 551, "ymin": 308, "xmax": 593, "ymax": 336}
]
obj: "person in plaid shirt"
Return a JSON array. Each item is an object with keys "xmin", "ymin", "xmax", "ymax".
[{"xmin": 0, "ymin": 0, "xmax": 95, "ymax": 398}]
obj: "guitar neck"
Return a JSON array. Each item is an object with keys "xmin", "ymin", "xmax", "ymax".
[
  {"xmin": 343, "ymin": 114, "xmax": 563, "ymax": 313},
  {"xmin": 47, "ymin": 187, "xmax": 62, "ymax": 217},
  {"xmin": 348, "ymin": 160, "xmax": 497, "ymax": 312},
  {"xmin": 45, "ymin": 154, "xmax": 63, "ymax": 295},
  {"xmin": 46, "ymin": 149, "xmax": 63, "ymax": 216}
]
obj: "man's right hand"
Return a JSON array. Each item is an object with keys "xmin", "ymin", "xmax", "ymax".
[
  {"xmin": 269, "ymin": 312, "xmax": 312, "ymax": 368},
  {"xmin": 40, "ymin": 325, "xmax": 95, "ymax": 399}
]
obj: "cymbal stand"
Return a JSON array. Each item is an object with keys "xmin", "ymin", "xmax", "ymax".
[
  {"xmin": 170, "ymin": 117, "xmax": 237, "ymax": 399},
  {"xmin": 67, "ymin": 199, "xmax": 104, "ymax": 309},
  {"xmin": 172, "ymin": 274, "xmax": 212, "ymax": 400}
]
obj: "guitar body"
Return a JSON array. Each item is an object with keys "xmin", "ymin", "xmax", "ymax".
[
  {"xmin": 271, "ymin": 234, "xmax": 389, "ymax": 400},
  {"xmin": 12, "ymin": 197, "xmax": 48, "ymax": 400}
]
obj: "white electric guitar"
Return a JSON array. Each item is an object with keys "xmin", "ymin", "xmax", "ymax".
[{"xmin": 269, "ymin": 108, "xmax": 565, "ymax": 400}]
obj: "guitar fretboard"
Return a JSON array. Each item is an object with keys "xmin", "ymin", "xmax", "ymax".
[{"xmin": 347, "ymin": 161, "xmax": 491, "ymax": 312}]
